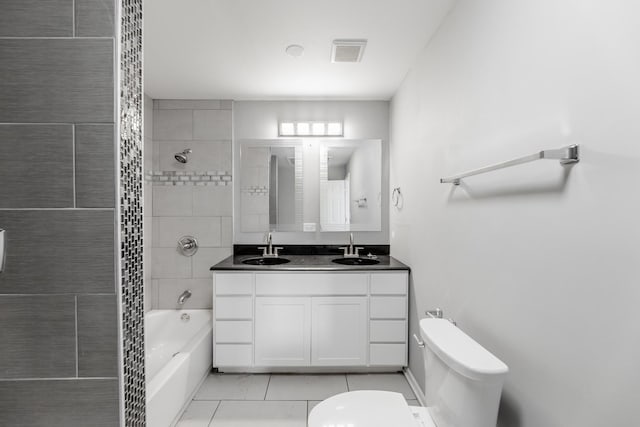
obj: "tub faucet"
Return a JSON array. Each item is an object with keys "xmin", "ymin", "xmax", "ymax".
[
  {"xmin": 178, "ymin": 290, "xmax": 192, "ymax": 305},
  {"xmin": 340, "ymin": 233, "xmax": 364, "ymax": 258}
]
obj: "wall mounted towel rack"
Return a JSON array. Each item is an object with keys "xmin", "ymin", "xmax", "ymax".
[{"xmin": 440, "ymin": 144, "xmax": 579, "ymax": 185}]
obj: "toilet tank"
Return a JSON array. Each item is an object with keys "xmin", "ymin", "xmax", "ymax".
[{"xmin": 419, "ymin": 318, "xmax": 508, "ymax": 427}]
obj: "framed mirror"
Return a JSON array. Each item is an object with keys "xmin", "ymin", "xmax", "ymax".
[
  {"xmin": 239, "ymin": 140, "xmax": 304, "ymax": 232},
  {"xmin": 320, "ymin": 139, "xmax": 382, "ymax": 231}
]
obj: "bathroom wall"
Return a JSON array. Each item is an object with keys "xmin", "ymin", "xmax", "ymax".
[
  {"xmin": 390, "ymin": 1, "xmax": 640, "ymax": 426},
  {"xmin": 0, "ymin": 1, "xmax": 119, "ymax": 425},
  {"xmin": 234, "ymin": 100, "xmax": 389, "ymax": 245},
  {"xmin": 150, "ymin": 100, "xmax": 233, "ymax": 309}
]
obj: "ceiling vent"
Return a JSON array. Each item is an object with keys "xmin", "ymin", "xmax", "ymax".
[{"xmin": 331, "ymin": 39, "xmax": 367, "ymax": 63}]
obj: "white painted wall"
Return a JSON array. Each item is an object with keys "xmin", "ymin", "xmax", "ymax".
[
  {"xmin": 234, "ymin": 101, "xmax": 390, "ymax": 244},
  {"xmin": 390, "ymin": 1, "xmax": 640, "ymax": 426}
]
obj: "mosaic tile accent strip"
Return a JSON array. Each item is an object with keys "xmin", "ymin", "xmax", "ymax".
[
  {"xmin": 146, "ymin": 170, "xmax": 232, "ymax": 186},
  {"xmin": 241, "ymin": 185, "xmax": 269, "ymax": 195},
  {"xmin": 119, "ymin": 0, "xmax": 145, "ymax": 425}
]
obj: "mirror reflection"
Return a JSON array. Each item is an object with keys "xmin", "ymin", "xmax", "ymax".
[
  {"xmin": 320, "ymin": 140, "xmax": 382, "ymax": 231},
  {"xmin": 240, "ymin": 141, "xmax": 303, "ymax": 232}
]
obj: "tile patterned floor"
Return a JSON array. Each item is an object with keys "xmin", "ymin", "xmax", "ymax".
[{"xmin": 176, "ymin": 372, "xmax": 418, "ymax": 427}]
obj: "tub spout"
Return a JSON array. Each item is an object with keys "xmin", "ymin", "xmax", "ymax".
[{"xmin": 178, "ymin": 290, "xmax": 192, "ymax": 305}]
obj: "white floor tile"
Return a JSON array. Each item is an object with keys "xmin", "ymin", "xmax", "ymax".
[
  {"xmin": 194, "ymin": 374, "xmax": 270, "ymax": 400},
  {"xmin": 176, "ymin": 400, "xmax": 219, "ymax": 427},
  {"xmin": 209, "ymin": 401, "xmax": 306, "ymax": 427},
  {"xmin": 266, "ymin": 374, "xmax": 347, "ymax": 401},
  {"xmin": 346, "ymin": 373, "xmax": 416, "ymax": 399}
]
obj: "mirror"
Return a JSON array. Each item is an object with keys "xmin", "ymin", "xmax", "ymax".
[
  {"xmin": 239, "ymin": 140, "xmax": 303, "ymax": 232},
  {"xmin": 320, "ymin": 140, "xmax": 382, "ymax": 231}
]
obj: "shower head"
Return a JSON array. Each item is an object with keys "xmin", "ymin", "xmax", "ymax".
[{"xmin": 174, "ymin": 149, "xmax": 192, "ymax": 164}]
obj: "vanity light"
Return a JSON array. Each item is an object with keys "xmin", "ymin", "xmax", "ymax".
[
  {"xmin": 327, "ymin": 122, "xmax": 343, "ymax": 136},
  {"xmin": 312, "ymin": 122, "xmax": 326, "ymax": 136},
  {"xmin": 280, "ymin": 122, "xmax": 295, "ymax": 136},
  {"xmin": 278, "ymin": 121, "xmax": 344, "ymax": 137},
  {"xmin": 296, "ymin": 122, "xmax": 311, "ymax": 135}
]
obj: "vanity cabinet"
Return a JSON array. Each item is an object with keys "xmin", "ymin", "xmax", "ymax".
[{"xmin": 212, "ymin": 271, "xmax": 408, "ymax": 371}]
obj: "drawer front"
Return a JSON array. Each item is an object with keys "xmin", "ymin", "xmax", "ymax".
[
  {"xmin": 370, "ymin": 296, "xmax": 407, "ymax": 319},
  {"xmin": 215, "ymin": 296, "xmax": 252, "ymax": 319},
  {"xmin": 370, "ymin": 320, "xmax": 406, "ymax": 342},
  {"xmin": 216, "ymin": 321, "xmax": 252, "ymax": 343},
  {"xmin": 370, "ymin": 344, "xmax": 407, "ymax": 366},
  {"xmin": 255, "ymin": 273, "xmax": 368, "ymax": 295},
  {"xmin": 215, "ymin": 344, "xmax": 252, "ymax": 366},
  {"xmin": 370, "ymin": 272, "xmax": 408, "ymax": 295},
  {"xmin": 215, "ymin": 273, "xmax": 253, "ymax": 295}
]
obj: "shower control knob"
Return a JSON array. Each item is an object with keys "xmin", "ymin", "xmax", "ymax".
[{"xmin": 178, "ymin": 236, "xmax": 198, "ymax": 256}]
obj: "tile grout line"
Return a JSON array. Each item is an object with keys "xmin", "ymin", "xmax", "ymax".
[
  {"xmin": 206, "ymin": 400, "xmax": 221, "ymax": 427},
  {"xmin": 72, "ymin": 124, "xmax": 76, "ymax": 208},
  {"xmin": 263, "ymin": 374, "xmax": 272, "ymax": 400},
  {"xmin": 72, "ymin": 0, "xmax": 75, "ymax": 37},
  {"xmin": 74, "ymin": 295, "xmax": 79, "ymax": 377}
]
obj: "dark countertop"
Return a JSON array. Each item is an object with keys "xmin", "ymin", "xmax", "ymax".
[{"xmin": 211, "ymin": 254, "xmax": 410, "ymax": 271}]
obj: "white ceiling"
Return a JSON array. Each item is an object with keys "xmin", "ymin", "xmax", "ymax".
[{"xmin": 143, "ymin": 0, "xmax": 454, "ymax": 100}]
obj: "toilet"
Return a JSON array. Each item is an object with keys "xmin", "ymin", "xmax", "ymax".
[{"xmin": 309, "ymin": 318, "xmax": 509, "ymax": 427}]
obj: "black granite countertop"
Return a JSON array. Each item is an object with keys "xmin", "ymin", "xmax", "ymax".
[{"xmin": 211, "ymin": 254, "xmax": 410, "ymax": 271}]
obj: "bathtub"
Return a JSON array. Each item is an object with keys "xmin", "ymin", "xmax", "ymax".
[{"xmin": 146, "ymin": 309, "xmax": 213, "ymax": 427}]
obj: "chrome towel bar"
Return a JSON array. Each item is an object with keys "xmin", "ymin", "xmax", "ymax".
[{"xmin": 440, "ymin": 144, "xmax": 579, "ymax": 185}]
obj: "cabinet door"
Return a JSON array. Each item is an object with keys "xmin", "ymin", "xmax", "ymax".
[
  {"xmin": 254, "ymin": 297, "xmax": 311, "ymax": 366},
  {"xmin": 311, "ymin": 297, "xmax": 368, "ymax": 366}
]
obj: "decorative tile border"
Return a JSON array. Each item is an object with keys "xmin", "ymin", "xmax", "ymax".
[
  {"xmin": 118, "ymin": 0, "xmax": 145, "ymax": 425},
  {"xmin": 241, "ymin": 185, "xmax": 269, "ymax": 195},
  {"xmin": 146, "ymin": 170, "xmax": 232, "ymax": 186}
]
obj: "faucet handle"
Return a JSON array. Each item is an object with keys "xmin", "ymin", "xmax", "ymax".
[
  {"xmin": 354, "ymin": 247, "xmax": 364, "ymax": 257},
  {"xmin": 273, "ymin": 247, "xmax": 283, "ymax": 257},
  {"xmin": 338, "ymin": 246, "xmax": 349, "ymax": 257},
  {"xmin": 258, "ymin": 246, "xmax": 268, "ymax": 257}
]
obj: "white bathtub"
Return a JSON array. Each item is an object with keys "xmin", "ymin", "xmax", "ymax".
[{"xmin": 146, "ymin": 309, "xmax": 212, "ymax": 427}]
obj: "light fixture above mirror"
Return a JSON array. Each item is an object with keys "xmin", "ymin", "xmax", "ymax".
[{"xmin": 279, "ymin": 121, "xmax": 343, "ymax": 137}]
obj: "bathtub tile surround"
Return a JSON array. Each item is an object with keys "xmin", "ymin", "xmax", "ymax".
[
  {"xmin": 150, "ymin": 99, "xmax": 233, "ymax": 309},
  {"xmin": 0, "ymin": 0, "xmax": 121, "ymax": 424},
  {"xmin": 179, "ymin": 373, "xmax": 415, "ymax": 426}
]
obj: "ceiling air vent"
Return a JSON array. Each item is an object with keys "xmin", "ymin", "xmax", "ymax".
[{"xmin": 331, "ymin": 39, "xmax": 367, "ymax": 63}]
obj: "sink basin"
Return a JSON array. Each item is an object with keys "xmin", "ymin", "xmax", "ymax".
[
  {"xmin": 242, "ymin": 257, "xmax": 291, "ymax": 266},
  {"xmin": 332, "ymin": 257, "xmax": 380, "ymax": 266}
]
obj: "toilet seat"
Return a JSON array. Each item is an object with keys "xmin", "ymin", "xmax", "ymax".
[{"xmin": 308, "ymin": 390, "xmax": 436, "ymax": 427}]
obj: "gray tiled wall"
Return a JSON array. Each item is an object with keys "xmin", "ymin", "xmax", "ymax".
[
  {"xmin": 150, "ymin": 100, "xmax": 233, "ymax": 309},
  {"xmin": 0, "ymin": 1, "xmax": 119, "ymax": 425}
]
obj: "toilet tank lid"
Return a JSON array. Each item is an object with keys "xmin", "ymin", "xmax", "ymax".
[{"xmin": 419, "ymin": 318, "xmax": 508, "ymax": 380}]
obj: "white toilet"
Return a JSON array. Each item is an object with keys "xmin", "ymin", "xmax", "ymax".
[{"xmin": 309, "ymin": 318, "xmax": 509, "ymax": 427}]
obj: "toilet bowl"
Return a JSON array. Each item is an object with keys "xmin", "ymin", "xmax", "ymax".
[
  {"xmin": 309, "ymin": 318, "xmax": 508, "ymax": 427},
  {"xmin": 308, "ymin": 390, "xmax": 435, "ymax": 427}
]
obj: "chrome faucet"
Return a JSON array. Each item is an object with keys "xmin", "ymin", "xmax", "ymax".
[
  {"xmin": 340, "ymin": 233, "xmax": 364, "ymax": 258},
  {"xmin": 178, "ymin": 290, "xmax": 192, "ymax": 305},
  {"xmin": 258, "ymin": 232, "xmax": 283, "ymax": 257}
]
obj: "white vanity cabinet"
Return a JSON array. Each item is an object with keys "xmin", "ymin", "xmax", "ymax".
[{"xmin": 212, "ymin": 270, "xmax": 408, "ymax": 371}]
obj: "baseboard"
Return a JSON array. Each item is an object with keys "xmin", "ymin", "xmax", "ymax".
[{"xmin": 403, "ymin": 367, "xmax": 426, "ymax": 407}]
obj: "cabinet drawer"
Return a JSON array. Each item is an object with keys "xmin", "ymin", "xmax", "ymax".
[
  {"xmin": 215, "ymin": 344, "xmax": 252, "ymax": 366},
  {"xmin": 215, "ymin": 273, "xmax": 253, "ymax": 295},
  {"xmin": 370, "ymin": 320, "xmax": 406, "ymax": 342},
  {"xmin": 256, "ymin": 273, "xmax": 368, "ymax": 295},
  {"xmin": 370, "ymin": 273, "xmax": 408, "ymax": 295},
  {"xmin": 216, "ymin": 321, "xmax": 252, "ymax": 343},
  {"xmin": 215, "ymin": 296, "xmax": 252, "ymax": 319},
  {"xmin": 370, "ymin": 296, "xmax": 407, "ymax": 319},
  {"xmin": 370, "ymin": 344, "xmax": 406, "ymax": 366}
]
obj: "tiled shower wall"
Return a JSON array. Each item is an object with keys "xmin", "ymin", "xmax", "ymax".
[
  {"xmin": 0, "ymin": 1, "xmax": 119, "ymax": 425},
  {"xmin": 149, "ymin": 100, "xmax": 233, "ymax": 309}
]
